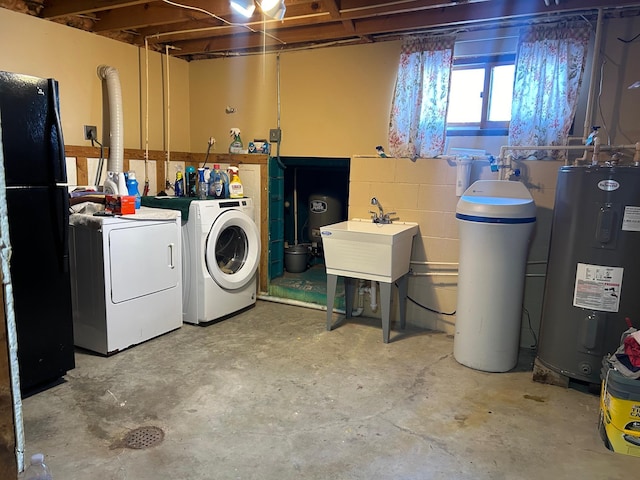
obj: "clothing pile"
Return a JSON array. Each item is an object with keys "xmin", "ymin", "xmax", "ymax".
[{"xmin": 606, "ymin": 317, "xmax": 640, "ymax": 379}]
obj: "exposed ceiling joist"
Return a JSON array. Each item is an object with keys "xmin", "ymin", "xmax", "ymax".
[{"xmin": 4, "ymin": 0, "xmax": 640, "ymax": 60}]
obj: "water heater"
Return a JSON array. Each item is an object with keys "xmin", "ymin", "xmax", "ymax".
[
  {"xmin": 308, "ymin": 194, "xmax": 342, "ymax": 244},
  {"xmin": 537, "ymin": 165, "xmax": 640, "ymax": 384}
]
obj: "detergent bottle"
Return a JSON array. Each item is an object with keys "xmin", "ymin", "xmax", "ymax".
[
  {"xmin": 126, "ymin": 170, "xmax": 142, "ymax": 209},
  {"xmin": 211, "ymin": 164, "xmax": 225, "ymax": 199},
  {"xmin": 174, "ymin": 169, "xmax": 184, "ymax": 197},
  {"xmin": 228, "ymin": 166, "xmax": 243, "ymax": 199}
]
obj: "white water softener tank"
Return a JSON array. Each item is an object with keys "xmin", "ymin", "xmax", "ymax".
[
  {"xmin": 454, "ymin": 180, "xmax": 536, "ymax": 372},
  {"xmin": 308, "ymin": 194, "xmax": 342, "ymax": 243}
]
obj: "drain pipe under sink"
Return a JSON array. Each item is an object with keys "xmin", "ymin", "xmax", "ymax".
[
  {"xmin": 369, "ymin": 281, "xmax": 378, "ymax": 311},
  {"xmin": 352, "ymin": 279, "xmax": 365, "ymax": 317},
  {"xmin": 351, "ymin": 280, "xmax": 378, "ymax": 317}
]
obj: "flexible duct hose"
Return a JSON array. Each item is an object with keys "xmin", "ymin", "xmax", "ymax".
[{"xmin": 97, "ymin": 65, "xmax": 124, "ymax": 174}]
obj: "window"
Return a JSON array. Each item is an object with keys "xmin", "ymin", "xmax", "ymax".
[{"xmin": 446, "ymin": 54, "xmax": 515, "ymax": 135}]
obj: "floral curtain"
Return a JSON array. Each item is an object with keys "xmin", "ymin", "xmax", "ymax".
[
  {"xmin": 388, "ymin": 35, "xmax": 455, "ymax": 159},
  {"xmin": 509, "ymin": 22, "xmax": 591, "ymax": 160}
]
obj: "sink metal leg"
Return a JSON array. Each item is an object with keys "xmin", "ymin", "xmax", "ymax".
[
  {"xmin": 397, "ymin": 274, "xmax": 408, "ymax": 330},
  {"xmin": 380, "ymin": 282, "xmax": 392, "ymax": 343},
  {"xmin": 344, "ymin": 277, "xmax": 356, "ymax": 319},
  {"xmin": 326, "ymin": 274, "xmax": 338, "ymax": 331}
]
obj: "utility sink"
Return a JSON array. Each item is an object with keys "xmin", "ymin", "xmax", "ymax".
[{"xmin": 320, "ymin": 219, "xmax": 419, "ymax": 283}]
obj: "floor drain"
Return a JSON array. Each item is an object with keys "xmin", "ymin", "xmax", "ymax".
[{"xmin": 123, "ymin": 426, "xmax": 165, "ymax": 449}]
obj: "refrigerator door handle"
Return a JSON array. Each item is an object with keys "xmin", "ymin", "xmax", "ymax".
[
  {"xmin": 49, "ymin": 78, "xmax": 68, "ymax": 185},
  {"xmin": 48, "ymin": 79, "xmax": 70, "ymax": 273},
  {"xmin": 61, "ymin": 190, "xmax": 70, "ymax": 273}
]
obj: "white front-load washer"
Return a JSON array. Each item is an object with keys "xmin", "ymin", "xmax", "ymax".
[{"xmin": 182, "ymin": 198, "xmax": 260, "ymax": 324}]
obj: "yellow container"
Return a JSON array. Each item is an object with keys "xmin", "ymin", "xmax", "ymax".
[{"xmin": 599, "ymin": 368, "xmax": 640, "ymax": 457}]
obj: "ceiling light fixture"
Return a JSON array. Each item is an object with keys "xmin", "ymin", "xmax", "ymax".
[
  {"xmin": 231, "ymin": 1, "xmax": 286, "ymax": 20},
  {"xmin": 230, "ymin": 0, "xmax": 255, "ymax": 17},
  {"xmin": 265, "ymin": 1, "xmax": 286, "ymax": 21}
]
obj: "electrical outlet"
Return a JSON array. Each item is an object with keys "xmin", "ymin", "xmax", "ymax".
[
  {"xmin": 269, "ymin": 128, "xmax": 281, "ymax": 143},
  {"xmin": 84, "ymin": 125, "xmax": 97, "ymax": 141}
]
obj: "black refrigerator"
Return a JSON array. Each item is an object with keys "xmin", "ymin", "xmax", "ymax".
[{"xmin": 0, "ymin": 71, "xmax": 75, "ymax": 394}]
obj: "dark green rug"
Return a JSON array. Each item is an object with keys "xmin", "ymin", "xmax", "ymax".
[{"xmin": 268, "ymin": 264, "xmax": 345, "ymax": 310}]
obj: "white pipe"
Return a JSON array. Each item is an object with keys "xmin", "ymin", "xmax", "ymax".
[
  {"xmin": 410, "ymin": 260, "xmax": 546, "ymax": 266},
  {"xmin": 410, "ymin": 261, "xmax": 459, "ymax": 265},
  {"xmin": 351, "ymin": 279, "xmax": 365, "ymax": 317},
  {"xmin": 410, "ymin": 272, "xmax": 545, "ymax": 277},
  {"xmin": 97, "ymin": 65, "xmax": 124, "ymax": 174},
  {"xmin": 144, "ymin": 38, "xmax": 150, "ymax": 192},
  {"xmin": 293, "ymin": 168, "xmax": 298, "ymax": 245},
  {"xmin": 257, "ymin": 294, "xmax": 345, "ymax": 313},
  {"xmin": 583, "ymin": 9, "xmax": 604, "ymax": 143},
  {"xmin": 498, "ymin": 143, "xmax": 640, "ymax": 164},
  {"xmin": 592, "ymin": 135, "xmax": 601, "ymax": 165},
  {"xmin": 165, "ymin": 46, "xmax": 171, "ymax": 188},
  {"xmin": 411, "ymin": 272, "xmax": 459, "ymax": 276},
  {"xmin": 370, "ymin": 280, "xmax": 378, "ymax": 311}
]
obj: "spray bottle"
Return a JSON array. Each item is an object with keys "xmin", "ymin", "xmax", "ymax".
[
  {"xmin": 103, "ymin": 171, "xmax": 118, "ymax": 195},
  {"xmin": 228, "ymin": 166, "xmax": 243, "ymax": 199},
  {"xmin": 197, "ymin": 168, "xmax": 207, "ymax": 199}
]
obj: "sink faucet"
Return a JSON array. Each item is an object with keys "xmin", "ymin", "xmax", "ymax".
[{"xmin": 369, "ymin": 197, "xmax": 395, "ymax": 224}]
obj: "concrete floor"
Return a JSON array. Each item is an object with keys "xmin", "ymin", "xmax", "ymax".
[{"xmin": 21, "ymin": 300, "xmax": 637, "ymax": 479}]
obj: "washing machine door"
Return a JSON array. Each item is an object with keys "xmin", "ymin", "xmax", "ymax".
[{"xmin": 204, "ymin": 209, "xmax": 260, "ymax": 290}]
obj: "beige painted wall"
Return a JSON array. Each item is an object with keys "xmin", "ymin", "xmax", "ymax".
[
  {"xmin": 348, "ymin": 156, "xmax": 559, "ymax": 346},
  {"xmin": 0, "ymin": 8, "xmax": 191, "ymax": 152},
  {"xmin": 596, "ymin": 16, "xmax": 640, "ymax": 146},
  {"xmin": 188, "ymin": 41, "xmax": 400, "ymax": 157},
  {"xmin": 189, "ymin": 54, "xmax": 279, "ymax": 154},
  {"xmin": 3, "ymin": 8, "xmax": 640, "ymax": 346}
]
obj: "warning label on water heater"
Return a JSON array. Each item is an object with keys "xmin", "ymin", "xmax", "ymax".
[
  {"xmin": 622, "ymin": 206, "xmax": 640, "ymax": 231},
  {"xmin": 573, "ymin": 263, "xmax": 623, "ymax": 312}
]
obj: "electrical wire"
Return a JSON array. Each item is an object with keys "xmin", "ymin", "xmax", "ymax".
[
  {"xmin": 159, "ymin": 0, "xmax": 286, "ymax": 46},
  {"xmin": 617, "ymin": 32, "xmax": 640, "ymax": 43},
  {"xmin": 202, "ymin": 139, "xmax": 213, "ymax": 168},
  {"xmin": 523, "ymin": 307, "xmax": 538, "ymax": 350},
  {"xmin": 596, "ymin": 58, "xmax": 611, "ymax": 146},
  {"xmin": 89, "ymin": 135, "xmax": 105, "ymax": 188},
  {"xmin": 402, "ymin": 291, "xmax": 456, "ymax": 316}
]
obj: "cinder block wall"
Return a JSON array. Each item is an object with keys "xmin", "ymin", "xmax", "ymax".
[{"xmin": 348, "ymin": 156, "xmax": 562, "ymax": 347}]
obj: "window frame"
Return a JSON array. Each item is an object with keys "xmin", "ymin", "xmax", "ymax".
[{"xmin": 446, "ymin": 53, "xmax": 516, "ymax": 137}]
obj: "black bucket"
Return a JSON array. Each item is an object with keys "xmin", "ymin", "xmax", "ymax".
[{"xmin": 284, "ymin": 245, "xmax": 309, "ymax": 273}]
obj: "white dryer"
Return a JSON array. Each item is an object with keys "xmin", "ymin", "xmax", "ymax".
[
  {"xmin": 182, "ymin": 198, "xmax": 260, "ymax": 324},
  {"xmin": 69, "ymin": 207, "xmax": 183, "ymax": 355}
]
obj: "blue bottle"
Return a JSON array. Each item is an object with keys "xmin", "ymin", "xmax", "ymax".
[
  {"xmin": 212, "ymin": 166, "xmax": 224, "ymax": 199},
  {"xmin": 175, "ymin": 170, "xmax": 184, "ymax": 197},
  {"xmin": 126, "ymin": 170, "xmax": 142, "ymax": 209}
]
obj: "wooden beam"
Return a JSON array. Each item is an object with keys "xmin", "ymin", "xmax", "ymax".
[
  {"xmin": 42, "ymin": 0, "xmax": 150, "ymax": 19},
  {"xmin": 93, "ymin": 2, "xmax": 206, "ymax": 32}
]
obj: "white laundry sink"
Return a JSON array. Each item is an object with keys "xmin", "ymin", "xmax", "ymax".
[{"xmin": 320, "ymin": 219, "xmax": 419, "ymax": 282}]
